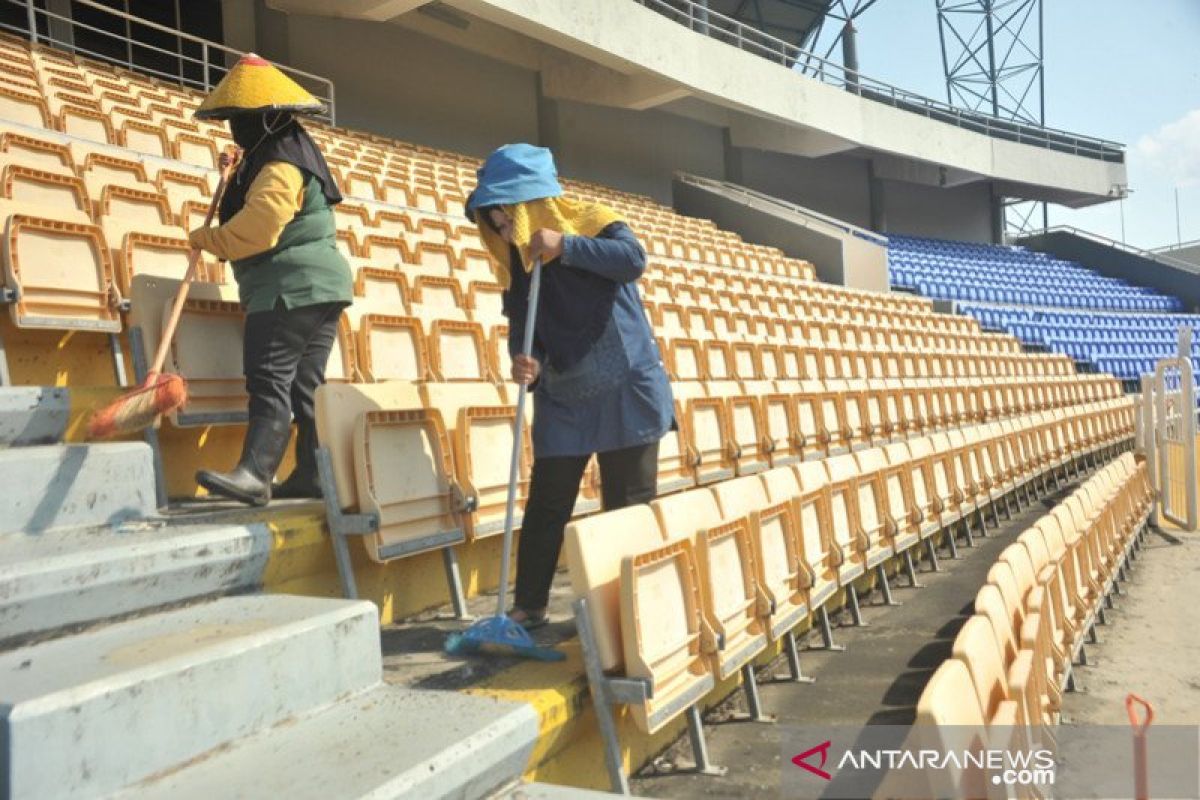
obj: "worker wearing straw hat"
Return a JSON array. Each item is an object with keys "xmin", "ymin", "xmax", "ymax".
[
  {"xmin": 466, "ymin": 144, "xmax": 676, "ymax": 629},
  {"xmin": 189, "ymin": 54, "xmax": 352, "ymax": 506}
]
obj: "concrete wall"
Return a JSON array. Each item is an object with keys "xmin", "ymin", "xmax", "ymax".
[
  {"xmin": 1021, "ymin": 230, "xmax": 1200, "ymax": 311},
  {"xmin": 672, "ymin": 176, "xmax": 889, "ymax": 292},
  {"xmin": 1156, "ymin": 243, "xmax": 1200, "ymax": 268},
  {"xmin": 254, "ymin": 3, "xmax": 538, "ymax": 158},
  {"xmin": 549, "ymin": 99, "xmax": 725, "ymax": 204},
  {"xmin": 883, "ymin": 180, "xmax": 994, "ymax": 243},
  {"xmin": 736, "ymin": 149, "xmax": 872, "ymax": 230},
  {"xmin": 234, "ymin": 2, "xmax": 1000, "ymax": 238}
]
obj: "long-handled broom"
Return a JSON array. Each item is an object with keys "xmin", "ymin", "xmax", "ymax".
[
  {"xmin": 87, "ymin": 151, "xmax": 238, "ymax": 440},
  {"xmin": 445, "ymin": 257, "xmax": 565, "ymax": 661}
]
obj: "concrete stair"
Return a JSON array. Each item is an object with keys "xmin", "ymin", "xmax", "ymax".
[
  {"xmin": 0, "ymin": 385, "xmax": 546, "ymax": 800},
  {"xmin": 489, "ymin": 782, "xmax": 640, "ymax": 799},
  {"xmin": 0, "ymin": 518, "xmax": 272, "ymax": 645},
  {"xmin": 0, "ymin": 386, "xmax": 69, "ymax": 446},
  {"xmin": 0, "ymin": 442, "xmax": 157, "ymax": 535},
  {"xmin": 114, "ymin": 685, "xmax": 540, "ymax": 800},
  {"xmin": 2, "ymin": 595, "xmax": 382, "ymax": 799}
]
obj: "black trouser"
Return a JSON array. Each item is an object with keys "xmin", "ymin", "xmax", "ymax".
[
  {"xmin": 243, "ymin": 300, "xmax": 343, "ymax": 429},
  {"xmin": 514, "ymin": 440, "xmax": 659, "ymax": 611}
]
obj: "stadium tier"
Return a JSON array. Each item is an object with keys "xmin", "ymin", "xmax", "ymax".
[
  {"xmin": 892, "ymin": 232, "xmax": 1180, "ymax": 311},
  {"xmin": 890, "ymin": 233, "xmax": 1197, "ymax": 386},
  {"xmin": 0, "ymin": 25, "xmax": 1169, "ymax": 800},
  {"xmin": 888, "ymin": 234, "xmax": 1181, "ymax": 312},
  {"xmin": 957, "ymin": 305, "xmax": 1200, "ymax": 387}
]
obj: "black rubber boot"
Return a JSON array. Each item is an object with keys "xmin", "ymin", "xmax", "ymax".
[
  {"xmin": 196, "ymin": 416, "xmax": 292, "ymax": 507},
  {"xmin": 273, "ymin": 418, "xmax": 321, "ymax": 499}
]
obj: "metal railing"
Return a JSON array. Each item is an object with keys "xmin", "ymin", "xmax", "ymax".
[
  {"xmin": 1141, "ymin": 326, "xmax": 1198, "ymax": 531},
  {"xmin": 1153, "ymin": 238, "xmax": 1200, "ymax": 254},
  {"xmin": 631, "ymin": 0, "xmax": 1124, "ymax": 163},
  {"xmin": 2, "ymin": 0, "xmax": 335, "ymax": 123},
  {"xmin": 1017, "ymin": 225, "xmax": 1200, "ymax": 275},
  {"xmin": 676, "ymin": 171, "xmax": 888, "ymax": 245}
]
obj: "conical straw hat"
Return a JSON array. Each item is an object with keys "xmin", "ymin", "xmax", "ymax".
[{"xmin": 195, "ymin": 53, "xmax": 325, "ymax": 120}]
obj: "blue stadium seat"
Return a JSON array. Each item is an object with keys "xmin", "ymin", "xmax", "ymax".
[{"xmin": 888, "ymin": 233, "xmax": 1194, "ymax": 381}]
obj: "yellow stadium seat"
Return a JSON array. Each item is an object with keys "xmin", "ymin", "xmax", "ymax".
[
  {"xmin": 353, "ymin": 267, "xmax": 409, "ymax": 307},
  {"xmin": 651, "ymin": 489, "xmax": 768, "ymax": 685},
  {"xmin": 427, "ymin": 319, "xmax": 490, "ymax": 382},
  {"xmin": 1, "ymin": 208, "xmax": 119, "ymax": 332},
  {"xmin": 125, "ymin": 276, "xmax": 242, "ymax": 425},
  {"xmin": 354, "ymin": 312, "xmax": 428, "ymax": 382},
  {"xmin": 421, "ymin": 381, "xmax": 525, "ymax": 541},
  {"xmin": 913, "ymin": 659, "xmax": 1018, "ymax": 800},
  {"xmin": 618, "ymin": 535, "xmax": 716, "ymax": 734},
  {"xmin": 710, "ymin": 475, "xmax": 817, "ymax": 680},
  {"xmin": 155, "ymin": 169, "xmax": 210, "ymax": 221},
  {"xmin": 0, "ymin": 85, "xmax": 50, "ymax": 128},
  {"xmin": 350, "ymin": 400, "xmax": 463, "ymax": 560},
  {"xmin": 0, "ymin": 131, "xmax": 73, "ymax": 176},
  {"xmin": 674, "ymin": 381, "xmax": 734, "ymax": 485}
]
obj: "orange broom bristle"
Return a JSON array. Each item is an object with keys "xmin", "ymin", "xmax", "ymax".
[{"xmin": 86, "ymin": 373, "xmax": 188, "ymax": 440}]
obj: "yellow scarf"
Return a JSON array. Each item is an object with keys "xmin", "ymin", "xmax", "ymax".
[{"xmin": 475, "ymin": 197, "xmax": 624, "ymax": 289}]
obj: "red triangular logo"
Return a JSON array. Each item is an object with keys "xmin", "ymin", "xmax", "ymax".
[{"xmin": 791, "ymin": 740, "xmax": 833, "ymax": 780}]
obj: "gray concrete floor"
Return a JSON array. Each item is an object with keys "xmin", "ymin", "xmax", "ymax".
[{"xmin": 378, "ymin": 564, "xmax": 579, "ymax": 692}]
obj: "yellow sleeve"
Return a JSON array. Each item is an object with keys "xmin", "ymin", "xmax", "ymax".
[{"xmin": 189, "ymin": 161, "xmax": 305, "ymax": 262}]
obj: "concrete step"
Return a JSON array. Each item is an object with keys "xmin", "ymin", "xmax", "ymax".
[
  {"xmin": 0, "ymin": 386, "xmax": 69, "ymax": 446},
  {"xmin": 491, "ymin": 782, "xmax": 640, "ymax": 799},
  {"xmin": 0, "ymin": 442, "xmax": 156, "ymax": 535},
  {"xmin": 0, "ymin": 519, "xmax": 272, "ymax": 646},
  {"xmin": 114, "ymin": 684, "xmax": 540, "ymax": 800},
  {"xmin": 2, "ymin": 594, "xmax": 382, "ymax": 800}
]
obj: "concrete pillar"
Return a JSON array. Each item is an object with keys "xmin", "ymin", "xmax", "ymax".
[
  {"xmin": 535, "ymin": 74, "xmax": 561, "ymax": 154},
  {"xmin": 222, "ymin": 0, "xmax": 257, "ymax": 60},
  {"xmin": 253, "ymin": 0, "xmax": 290, "ymax": 63},
  {"xmin": 867, "ymin": 160, "xmax": 886, "ymax": 234},
  {"xmin": 990, "ymin": 186, "xmax": 1005, "ymax": 244},
  {"xmin": 842, "ymin": 20, "xmax": 860, "ymax": 93},
  {"xmin": 722, "ymin": 128, "xmax": 743, "ymax": 185}
]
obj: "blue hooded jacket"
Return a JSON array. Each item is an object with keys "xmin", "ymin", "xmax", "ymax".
[{"xmin": 465, "ymin": 143, "xmax": 563, "ymax": 214}]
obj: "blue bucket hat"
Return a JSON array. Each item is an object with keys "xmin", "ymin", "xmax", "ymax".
[{"xmin": 465, "ymin": 143, "xmax": 563, "ymax": 221}]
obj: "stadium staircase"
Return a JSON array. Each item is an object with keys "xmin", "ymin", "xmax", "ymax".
[
  {"xmin": 0, "ymin": 25, "xmax": 1163, "ymax": 799},
  {"xmin": 0, "ymin": 385, "xmax": 594, "ymax": 799}
]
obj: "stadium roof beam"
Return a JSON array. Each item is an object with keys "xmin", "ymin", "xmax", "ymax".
[
  {"xmin": 540, "ymin": 55, "xmax": 691, "ymax": 111},
  {"xmin": 726, "ymin": 118, "xmax": 856, "ymax": 159},
  {"xmin": 268, "ymin": 0, "xmax": 434, "ymax": 21}
]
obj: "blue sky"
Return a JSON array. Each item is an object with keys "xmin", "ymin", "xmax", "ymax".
[{"xmin": 847, "ymin": 0, "xmax": 1200, "ymax": 249}]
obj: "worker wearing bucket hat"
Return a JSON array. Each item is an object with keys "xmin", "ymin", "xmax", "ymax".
[
  {"xmin": 189, "ymin": 54, "xmax": 352, "ymax": 506},
  {"xmin": 466, "ymin": 144, "xmax": 676, "ymax": 628}
]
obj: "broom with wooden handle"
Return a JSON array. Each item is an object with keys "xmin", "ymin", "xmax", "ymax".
[{"xmin": 87, "ymin": 150, "xmax": 239, "ymax": 440}]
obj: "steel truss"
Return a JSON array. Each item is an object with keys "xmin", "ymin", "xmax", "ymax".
[{"xmin": 937, "ymin": 0, "xmax": 1047, "ymax": 237}]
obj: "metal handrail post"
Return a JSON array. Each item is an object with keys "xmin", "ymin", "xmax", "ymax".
[
  {"xmin": 1142, "ymin": 374, "xmax": 1158, "ymax": 527},
  {"xmin": 1179, "ymin": 327, "xmax": 1197, "ymax": 530}
]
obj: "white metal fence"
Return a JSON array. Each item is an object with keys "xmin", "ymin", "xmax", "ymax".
[{"xmin": 1140, "ymin": 327, "xmax": 1198, "ymax": 531}]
